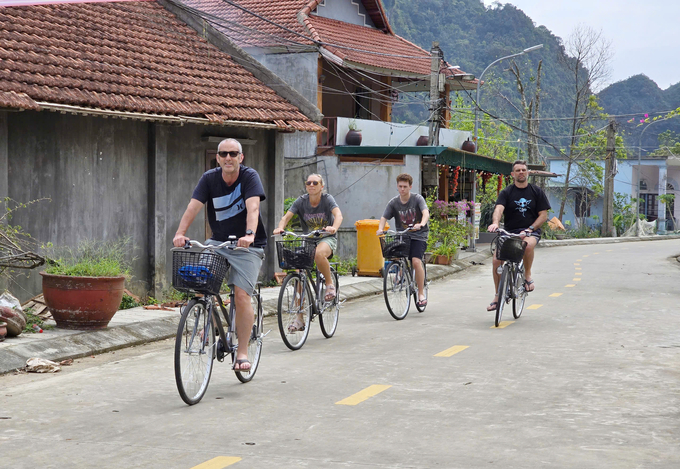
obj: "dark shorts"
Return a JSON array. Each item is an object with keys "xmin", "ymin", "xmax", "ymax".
[
  {"xmin": 508, "ymin": 228, "xmax": 541, "ymax": 243},
  {"xmin": 409, "ymin": 239, "xmax": 428, "ymax": 261}
]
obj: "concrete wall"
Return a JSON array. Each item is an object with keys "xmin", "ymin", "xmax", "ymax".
[
  {"xmin": 314, "ymin": 0, "xmax": 377, "ymax": 28},
  {"xmin": 3, "ymin": 111, "xmax": 286, "ymax": 301},
  {"xmin": 251, "ymin": 52, "xmax": 319, "ymax": 105}
]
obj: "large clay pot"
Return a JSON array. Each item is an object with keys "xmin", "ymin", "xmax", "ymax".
[
  {"xmin": 41, "ymin": 273, "xmax": 125, "ymax": 329},
  {"xmin": 461, "ymin": 139, "xmax": 476, "ymax": 153},
  {"xmin": 416, "ymin": 135, "xmax": 429, "ymax": 146},
  {"xmin": 345, "ymin": 129, "xmax": 362, "ymax": 146}
]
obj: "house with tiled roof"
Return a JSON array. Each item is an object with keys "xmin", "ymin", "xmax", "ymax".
[
  {"xmin": 169, "ymin": 0, "xmax": 478, "ymax": 257},
  {"xmin": 0, "ymin": 0, "xmax": 323, "ymax": 298}
]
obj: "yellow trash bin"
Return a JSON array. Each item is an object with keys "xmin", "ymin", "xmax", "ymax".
[{"xmin": 354, "ymin": 219, "xmax": 388, "ymax": 277}]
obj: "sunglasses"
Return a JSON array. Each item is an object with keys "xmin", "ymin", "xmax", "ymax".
[
  {"xmin": 305, "ymin": 181, "xmax": 320, "ymax": 186},
  {"xmin": 217, "ymin": 151, "xmax": 241, "ymax": 158}
]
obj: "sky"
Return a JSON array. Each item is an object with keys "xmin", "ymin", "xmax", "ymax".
[{"xmin": 483, "ymin": 0, "xmax": 680, "ymax": 90}]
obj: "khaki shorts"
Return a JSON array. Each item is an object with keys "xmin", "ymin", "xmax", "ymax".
[
  {"xmin": 206, "ymin": 239, "xmax": 264, "ymax": 295},
  {"xmin": 317, "ymin": 236, "xmax": 337, "ymax": 255}
]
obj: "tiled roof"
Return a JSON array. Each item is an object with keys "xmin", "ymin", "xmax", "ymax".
[
  {"xmin": 0, "ymin": 1, "xmax": 323, "ymax": 131},
  {"xmin": 303, "ymin": 15, "xmax": 431, "ymax": 77}
]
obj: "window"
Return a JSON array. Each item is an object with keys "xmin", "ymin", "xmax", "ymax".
[
  {"xmin": 640, "ymin": 193, "xmax": 658, "ymax": 220},
  {"xmin": 574, "ymin": 190, "xmax": 591, "ymax": 217},
  {"xmin": 354, "ymin": 87, "xmax": 370, "ymax": 120}
]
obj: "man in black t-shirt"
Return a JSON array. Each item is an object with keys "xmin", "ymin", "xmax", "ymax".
[
  {"xmin": 173, "ymin": 138, "xmax": 266, "ymax": 372},
  {"xmin": 486, "ymin": 160, "xmax": 551, "ymax": 311}
]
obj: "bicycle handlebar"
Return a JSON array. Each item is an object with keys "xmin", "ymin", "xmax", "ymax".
[
  {"xmin": 182, "ymin": 237, "xmax": 249, "ymax": 251},
  {"xmin": 379, "ymin": 225, "xmax": 417, "ymax": 236},
  {"xmin": 271, "ymin": 230, "xmax": 332, "ymax": 239}
]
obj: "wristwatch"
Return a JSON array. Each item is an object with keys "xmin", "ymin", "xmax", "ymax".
[
  {"xmin": 528, "ymin": 225, "xmax": 535, "ymax": 231},
  {"xmin": 245, "ymin": 229, "xmax": 254, "ymax": 236}
]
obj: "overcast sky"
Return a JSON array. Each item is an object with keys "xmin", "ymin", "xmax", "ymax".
[{"xmin": 484, "ymin": 0, "xmax": 680, "ymax": 90}]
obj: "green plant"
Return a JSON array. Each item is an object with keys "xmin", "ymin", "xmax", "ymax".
[
  {"xmin": 42, "ymin": 238, "xmax": 134, "ymax": 278},
  {"xmin": 348, "ymin": 119, "xmax": 361, "ymax": 131},
  {"xmin": 22, "ymin": 310, "xmax": 53, "ymax": 333},
  {"xmin": 119, "ymin": 293, "xmax": 140, "ymax": 310},
  {"xmin": 283, "ymin": 197, "xmax": 301, "ymax": 230},
  {"xmin": 331, "ymin": 256, "xmax": 357, "ymax": 276}
]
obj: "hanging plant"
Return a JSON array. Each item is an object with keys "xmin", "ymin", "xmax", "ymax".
[
  {"xmin": 497, "ymin": 174, "xmax": 503, "ymax": 194},
  {"xmin": 451, "ymin": 166, "xmax": 461, "ymax": 196}
]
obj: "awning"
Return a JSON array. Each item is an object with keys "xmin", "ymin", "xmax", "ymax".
[{"xmin": 334, "ymin": 146, "xmax": 513, "ymax": 175}]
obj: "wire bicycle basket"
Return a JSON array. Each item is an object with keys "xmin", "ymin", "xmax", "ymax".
[
  {"xmin": 172, "ymin": 249, "xmax": 229, "ymax": 295},
  {"xmin": 496, "ymin": 236, "xmax": 527, "ymax": 263},
  {"xmin": 276, "ymin": 238, "xmax": 317, "ymax": 270},
  {"xmin": 380, "ymin": 233, "xmax": 411, "ymax": 259}
]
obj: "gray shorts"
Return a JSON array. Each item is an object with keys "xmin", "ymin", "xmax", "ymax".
[
  {"xmin": 205, "ymin": 239, "xmax": 264, "ymax": 295},
  {"xmin": 317, "ymin": 236, "xmax": 337, "ymax": 255}
]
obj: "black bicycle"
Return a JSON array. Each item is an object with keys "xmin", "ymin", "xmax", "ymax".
[
  {"xmin": 379, "ymin": 227, "xmax": 429, "ymax": 320},
  {"xmin": 274, "ymin": 231, "xmax": 341, "ymax": 350},
  {"xmin": 493, "ymin": 229, "xmax": 529, "ymax": 327},
  {"xmin": 172, "ymin": 237, "xmax": 265, "ymax": 405}
]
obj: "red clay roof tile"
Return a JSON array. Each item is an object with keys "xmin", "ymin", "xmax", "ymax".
[{"xmin": 0, "ymin": 1, "xmax": 322, "ymax": 131}]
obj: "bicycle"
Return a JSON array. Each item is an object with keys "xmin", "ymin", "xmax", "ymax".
[
  {"xmin": 492, "ymin": 229, "xmax": 529, "ymax": 327},
  {"xmin": 379, "ymin": 227, "xmax": 429, "ymax": 320},
  {"xmin": 274, "ymin": 230, "xmax": 342, "ymax": 350},
  {"xmin": 171, "ymin": 237, "xmax": 266, "ymax": 405}
]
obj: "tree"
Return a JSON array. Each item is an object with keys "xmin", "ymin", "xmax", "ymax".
[
  {"xmin": 556, "ymin": 25, "xmax": 613, "ymax": 221},
  {"xmin": 505, "ymin": 59, "xmax": 543, "ymax": 166}
]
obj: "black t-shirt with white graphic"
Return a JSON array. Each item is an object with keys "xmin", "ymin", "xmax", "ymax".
[
  {"xmin": 382, "ymin": 193, "xmax": 429, "ymax": 241},
  {"xmin": 192, "ymin": 165, "xmax": 267, "ymax": 248},
  {"xmin": 495, "ymin": 183, "xmax": 551, "ymax": 231}
]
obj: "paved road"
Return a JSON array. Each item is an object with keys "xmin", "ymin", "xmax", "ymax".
[{"xmin": 2, "ymin": 240, "xmax": 680, "ymax": 468}]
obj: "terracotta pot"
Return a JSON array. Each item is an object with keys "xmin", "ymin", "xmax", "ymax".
[
  {"xmin": 41, "ymin": 272, "xmax": 125, "ymax": 330},
  {"xmin": 345, "ymin": 129, "xmax": 362, "ymax": 146},
  {"xmin": 434, "ymin": 255, "xmax": 451, "ymax": 265},
  {"xmin": 416, "ymin": 135, "xmax": 429, "ymax": 146},
  {"xmin": 0, "ymin": 321, "xmax": 7, "ymax": 341},
  {"xmin": 461, "ymin": 139, "xmax": 476, "ymax": 153}
]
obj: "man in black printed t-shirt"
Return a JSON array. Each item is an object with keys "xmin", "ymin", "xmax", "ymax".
[
  {"xmin": 173, "ymin": 138, "xmax": 266, "ymax": 372},
  {"xmin": 486, "ymin": 160, "xmax": 550, "ymax": 312}
]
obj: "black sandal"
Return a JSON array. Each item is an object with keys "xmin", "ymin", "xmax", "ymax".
[
  {"xmin": 486, "ymin": 301, "xmax": 498, "ymax": 311},
  {"xmin": 233, "ymin": 358, "xmax": 251, "ymax": 372}
]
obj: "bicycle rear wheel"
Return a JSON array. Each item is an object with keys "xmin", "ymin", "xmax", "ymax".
[
  {"xmin": 234, "ymin": 293, "xmax": 263, "ymax": 383},
  {"xmin": 277, "ymin": 273, "xmax": 312, "ymax": 350},
  {"xmin": 414, "ymin": 262, "xmax": 428, "ymax": 312},
  {"xmin": 513, "ymin": 266, "xmax": 527, "ymax": 319},
  {"xmin": 384, "ymin": 260, "xmax": 410, "ymax": 320},
  {"xmin": 174, "ymin": 299, "xmax": 214, "ymax": 405},
  {"xmin": 319, "ymin": 271, "xmax": 340, "ymax": 338},
  {"xmin": 495, "ymin": 264, "xmax": 511, "ymax": 327}
]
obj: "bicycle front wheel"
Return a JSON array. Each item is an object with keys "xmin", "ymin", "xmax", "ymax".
[
  {"xmin": 513, "ymin": 266, "xmax": 527, "ymax": 319},
  {"xmin": 495, "ymin": 264, "xmax": 511, "ymax": 327},
  {"xmin": 277, "ymin": 273, "xmax": 312, "ymax": 350},
  {"xmin": 174, "ymin": 299, "xmax": 215, "ymax": 405},
  {"xmin": 384, "ymin": 260, "xmax": 410, "ymax": 320},
  {"xmin": 319, "ymin": 271, "xmax": 340, "ymax": 338},
  {"xmin": 414, "ymin": 262, "xmax": 428, "ymax": 313},
  {"xmin": 235, "ymin": 293, "xmax": 263, "ymax": 383}
]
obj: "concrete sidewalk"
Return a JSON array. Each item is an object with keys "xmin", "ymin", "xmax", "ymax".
[
  {"xmin": 0, "ymin": 248, "xmax": 493, "ymax": 375},
  {"xmin": 2, "ymin": 233, "xmax": 678, "ymax": 375}
]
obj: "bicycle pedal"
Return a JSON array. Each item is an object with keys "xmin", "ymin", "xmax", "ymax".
[{"xmin": 216, "ymin": 338, "xmax": 226, "ymax": 362}]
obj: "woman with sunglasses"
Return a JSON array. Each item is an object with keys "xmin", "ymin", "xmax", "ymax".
[{"xmin": 273, "ymin": 174, "xmax": 343, "ymax": 330}]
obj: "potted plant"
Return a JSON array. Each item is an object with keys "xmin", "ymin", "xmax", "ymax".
[
  {"xmin": 432, "ymin": 243, "xmax": 457, "ymax": 265},
  {"xmin": 40, "ymin": 239, "xmax": 132, "ymax": 330},
  {"xmin": 346, "ymin": 119, "xmax": 362, "ymax": 146}
]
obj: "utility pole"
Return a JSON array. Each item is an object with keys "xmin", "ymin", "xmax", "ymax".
[
  {"xmin": 428, "ymin": 42, "xmax": 443, "ymax": 146},
  {"xmin": 602, "ymin": 118, "xmax": 617, "ymax": 237}
]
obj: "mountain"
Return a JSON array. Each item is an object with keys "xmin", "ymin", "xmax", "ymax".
[
  {"xmin": 598, "ymin": 75, "xmax": 680, "ymax": 153},
  {"xmin": 382, "ymin": 0, "xmax": 679, "ymax": 155}
]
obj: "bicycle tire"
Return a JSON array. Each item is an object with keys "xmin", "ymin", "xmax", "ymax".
[
  {"xmin": 495, "ymin": 264, "xmax": 511, "ymax": 327},
  {"xmin": 384, "ymin": 260, "xmax": 410, "ymax": 320},
  {"xmin": 513, "ymin": 265, "xmax": 527, "ymax": 319},
  {"xmin": 235, "ymin": 293, "xmax": 263, "ymax": 383},
  {"xmin": 319, "ymin": 271, "xmax": 340, "ymax": 338},
  {"xmin": 277, "ymin": 273, "xmax": 312, "ymax": 350},
  {"xmin": 174, "ymin": 299, "xmax": 214, "ymax": 405},
  {"xmin": 414, "ymin": 262, "xmax": 428, "ymax": 313}
]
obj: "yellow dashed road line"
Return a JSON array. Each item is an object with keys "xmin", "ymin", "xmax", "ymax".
[
  {"xmin": 573, "ymin": 278, "xmax": 581, "ymax": 281},
  {"xmin": 575, "ymin": 273, "xmax": 582, "ymax": 276},
  {"xmin": 434, "ymin": 345, "xmax": 469, "ymax": 357},
  {"xmin": 549, "ymin": 293, "xmax": 563, "ymax": 297},
  {"xmin": 565, "ymin": 284, "xmax": 576, "ymax": 287},
  {"xmin": 526, "ymin": 304, "xmax": 542, "ymax": 310},
  {"xmin": 574, "ymin": 263, "xmax": 580, "ymax": 266},
  {"xmin": 575, "ymin": 267, "xmax": 582, "ymax": 270},
  {"xmin": 492, "ymin": 321, "xmax": 514, "ymax": 329},
  {"xmin": 191, "ymin": 457, "xmax": 242, "ymax": 469},
  {"xmin": 576, "ymin": 259, "xmax": 582, "ymax": 261},
  {"xmin": 336, "ymin": 385, "xmax": 392, "ymax": 406}
]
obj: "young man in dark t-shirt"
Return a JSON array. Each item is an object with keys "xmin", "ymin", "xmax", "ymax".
[
  {"xmin": 173, "ymin": 138, "xmax": 266, "ymax": 372},
  {"xmin": 377, "ymin": 173, "xmax": 430, "ymax": 307},
  {"xmin": 487, "ymin": 160, "xmax": 551, "ymax": 311}
]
